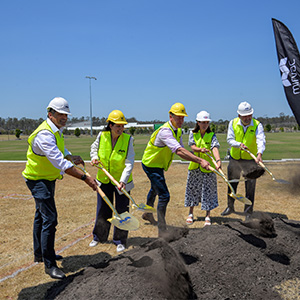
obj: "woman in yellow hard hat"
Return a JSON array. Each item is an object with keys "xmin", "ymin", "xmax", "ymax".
[{"xmin": 89, "ymin": 110, "xmax": 135, "ymax": 252}]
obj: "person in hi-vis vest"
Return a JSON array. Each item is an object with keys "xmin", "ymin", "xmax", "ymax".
[
  {"xmin": 221, "ymin": 101, "xmax": 266, "ymax": 219},
  {"xmin": 89, "ymin": 110, "xmax": 134, "ymax": 253},
  {"xmin": 22, "ymin": 97, "xmax": 98, "ymax": 280},
  {"xmin": 185, "ymin": 111, "xmax": 221, "ymax": 227},
  {"xmin": 141, "ymin": 103, "xmax": 210, "ymax": 238}
]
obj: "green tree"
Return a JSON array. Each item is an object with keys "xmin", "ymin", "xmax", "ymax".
[
  {"xmin": 210, "ymin": 123, "xmax": 216, "ymax": 132},
  {"xmin": 74, "ymin": 128, "xmax": 81, "ymax": 137},
  {"xmin": 265, "ymin": 124, "xmax": 272, "ymax": 132},
  {"xmin": 15, "ymin": 128, "xmax": 22, "ymax": 139},
  {"xmin": 129, "ymin": 127, "xmax": 136, "ymax": 136}
]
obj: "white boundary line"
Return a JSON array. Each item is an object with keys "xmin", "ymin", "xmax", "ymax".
[{"xmin": 0, "ymin": 220, "xmax": 94, "ymax": 283}]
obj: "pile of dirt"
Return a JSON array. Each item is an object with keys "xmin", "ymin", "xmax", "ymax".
[{"xmin": 45, "ymin": 217, "xmax": 300, "ymax": 300}]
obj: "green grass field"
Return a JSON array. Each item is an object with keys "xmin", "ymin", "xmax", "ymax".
[{"xmin": 0, "ymin": 132, "xmax": 299, "ymax": 161}]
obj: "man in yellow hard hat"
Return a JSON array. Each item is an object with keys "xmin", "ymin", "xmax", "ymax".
[
  {"xmin": 141, "ymin": 102, "xmax": 210, "ymax": 238},
  {"xmin": 23, "ymin": 97, "xmax": 98, "ymax": 280}
]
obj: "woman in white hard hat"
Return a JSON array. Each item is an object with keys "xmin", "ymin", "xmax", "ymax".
[
  {"xmin": 184, "ymin": 111, "xmax": 221, "ymax": 226},
  {"xmin": 89, "ymin": 110, "xmax": 135, "ymax": 252}
]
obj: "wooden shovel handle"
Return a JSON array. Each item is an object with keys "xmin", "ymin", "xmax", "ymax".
[
  {"xmin": 206, "ymin": 152, "xmax": 225, "ymax": 176},
  {"xmin": 240, "ymin": 147, "xmax": 266, "ymax": 169},
  {"xmin": 97, "ymin": 162, "xmax": 121, "ymax": 188}
]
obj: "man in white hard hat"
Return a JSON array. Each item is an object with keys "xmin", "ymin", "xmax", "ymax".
[
  {"xmin": 221, "ymin": 101, "xmax": 266, "ymax": 219},
  {"xmin": 141, "ymin": 103, "xmax": 210, "ymax": 239},
  {"xmin": 23, "ymin": 97, "xmax": 98, "ymax": 280}
]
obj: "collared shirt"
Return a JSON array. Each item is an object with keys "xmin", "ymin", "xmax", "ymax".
[
  {"xmin": 188, "ymin": 131, "xmax": 220, "ymax": 149},
  {"xmin": 227, "ymin": 118, "xmax": 266, "ymax": 154},
  {"xmin": 153, "ymin": 121, "xmax": 184, "ymax": 153},
  {"xmin": 31, "ymin": 118, "xmax": 73, "ymax": 174},
  {"xmin": 90, "ymin": 131, "xmax": 135, "ymax": 184}
]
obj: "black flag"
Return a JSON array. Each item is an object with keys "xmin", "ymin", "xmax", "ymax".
[{"xmin": 272, "ymin": 18, "xmax": 300, "ymax": 125}]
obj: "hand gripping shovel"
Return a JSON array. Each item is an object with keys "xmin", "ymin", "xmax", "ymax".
[
  {"xmin": 240, "ymin": 147, "xmax": 290, "ymax": 184},
  {"xmin": 207, "ymin": 164, "xmax": 252, "ymax": 205},
  {"xmin": 92, "ymin": 161, "xmax": 156, "ymax": 213},
  {"xmin": 71, "ymin": 162, "xmax": 140, "ymax": 231}
]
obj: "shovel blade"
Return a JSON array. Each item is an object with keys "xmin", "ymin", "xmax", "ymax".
[
  {"xmin": 229, "ymin": 193, "xmax": 252, "ymax": 205},
  {"xmin": 273, "ymin": 178, "xmax": 290, "ymax": 184},
  {"xmin": 228, "ymin": 179, "xmax": 247, "ymax": 183},
  {"xmin": 133, "ymin": 203, "xmax": 156, "ymax": 213},
  {"xmin": 108, "ymin": 212, "xmax": 140, "ymax": 231}
]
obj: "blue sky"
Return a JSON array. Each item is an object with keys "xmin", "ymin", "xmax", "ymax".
[{"xmin": 2, "ymin": 0, "xmax": 300, "ymax": 123}]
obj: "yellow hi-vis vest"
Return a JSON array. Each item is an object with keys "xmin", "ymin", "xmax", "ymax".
[
  {"xmin": 96, "ymin": 131, "xmax": 133, "ymax": 184},
  {"xmin": 188, "ymin": 131, "xmax": 214, "ymax": 173},
  {"xmin": 230, "ymin": 117, "xmax": 260, "ymax": 160},
  {"xmin": 22, "ymin": 121, "xmax": 65, "ymax": 181},
  {"xmin": 142, "ymin": 122, "xmax": 182, "ymax": 171}
]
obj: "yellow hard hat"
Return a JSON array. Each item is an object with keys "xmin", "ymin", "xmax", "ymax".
[
  {"xmin": 106, "ymin": 110, "xmax": 128, "ymax": 124},
  {"xmin": 169, "ymin": 102, "xmax": 188, "ymax": 117}
]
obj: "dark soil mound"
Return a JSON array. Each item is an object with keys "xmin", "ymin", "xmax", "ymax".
[{"xmin": 45, "ymin": 217, "xmax": 300, "ymax": 300}]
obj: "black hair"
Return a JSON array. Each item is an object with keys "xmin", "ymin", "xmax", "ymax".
[
  {"xmin": 47, "ymin": 108, "xmax": 56, "ymax": 114},
  {"xmin": 192, "ymin": 122, "xmax": 211, "ymax": 133},
  {"xmin": 105, "ymin": 121, "xmax": 115, "ymax": 131}
]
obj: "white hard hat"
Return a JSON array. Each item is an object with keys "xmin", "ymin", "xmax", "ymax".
[
  {"xmin": 47, "ymin": 97, "xmax": 71, "ymax": 115},
  {"xmin": 196, "ymin": 111, "xmax": 211, "ymax": 122},
  {"xmin": 237, "ymin": 101, "xmax": 253, "ymax": 116}
]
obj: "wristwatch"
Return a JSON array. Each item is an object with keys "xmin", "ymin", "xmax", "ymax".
[{"xmin": 81, "ymin": 174, "xmax": 87, "ymax": 181}]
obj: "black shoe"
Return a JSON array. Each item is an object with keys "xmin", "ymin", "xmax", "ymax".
[
  {"xmin": 45, "ymin": 266, "xmax": 66, "ymax": 280},
  {"xmin": 221, "ymin": 207, "xmax": 235, "ymax": 216},
  {"xmin": 142, "ymin": 213, "xmax": 158, "ymax": 225},
  {"xmin": 34, "ymin": 254, "xmax": 63, "ymax": 263},
  {"xmin": 34, "ymin": 256, "xmax": 43, "ymax": 263},
  {"xmin": 55, "ymin": 254, "xmax": 63, "ymax": 260}
]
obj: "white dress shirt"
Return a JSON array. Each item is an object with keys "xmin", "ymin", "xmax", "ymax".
[
  {"xmin": 31, "ymin": 118, "xmax": 73, "ymax": 174},
  {"xmin": 90, "ymin": 131, "xmax": 135, "ymax": 190},
  {"xmin": 227, "ymin": 118, "xmax": 266, "ymax": 154}
]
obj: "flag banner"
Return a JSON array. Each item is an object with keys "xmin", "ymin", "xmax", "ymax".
[{"xmin": 272, "ymin": 18, "xmax": 300, "ymax": 126}]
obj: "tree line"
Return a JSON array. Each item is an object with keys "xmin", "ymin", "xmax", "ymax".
[{"xmin": 0, "ymin": 112, "xmax": 299, "ymax": 137}]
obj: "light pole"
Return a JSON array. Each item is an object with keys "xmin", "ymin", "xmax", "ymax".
[{"xmin": 85, "ymin": 76, "xmax": 97, "ymax": 137}]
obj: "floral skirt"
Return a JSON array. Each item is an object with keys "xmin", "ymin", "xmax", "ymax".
[{"xmin": 184, "ymin": 168, "xmax": 218, "ymax": 211}]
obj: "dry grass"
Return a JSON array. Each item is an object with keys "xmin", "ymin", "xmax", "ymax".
[{"xmin": 0, "ymin": 161, "xmax": 300, "ymax": 299}]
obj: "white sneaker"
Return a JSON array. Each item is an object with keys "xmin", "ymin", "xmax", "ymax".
[
  {"xmin": 89, "ymin": 240, "xmax": 99, "ymax": 247},
  {"xmin": 116, "ymin": 244, "xmax": 125, "ymax": 253}
]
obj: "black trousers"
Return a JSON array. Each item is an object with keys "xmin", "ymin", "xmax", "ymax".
[
  {"xmin": 227, "ymin": 157, "xmax": 257, "ymax": 214},
  {"xmin": 92, "ymin": 182, "xmax": 129, "ymax": 245}
]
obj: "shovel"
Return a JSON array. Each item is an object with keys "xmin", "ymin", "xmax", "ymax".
[
  {"xmin": 240, "ymin": 147, "xmax": 290, "ymax": 184},
  {"xmin": 92, "ymin": 161, "xmax": 156, "ymax": 213},
  {"xmin": 207, "ymin": 164, "xmax": 252, "ymax": 205},
  {"xmin": 71, "ymin": 162, "xmax": 140, "ymax": 231}
]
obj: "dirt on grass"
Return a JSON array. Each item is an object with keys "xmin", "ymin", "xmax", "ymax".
[{"xmin": 1, "ymin": 162, "xmax": 300, "ymax": 299}]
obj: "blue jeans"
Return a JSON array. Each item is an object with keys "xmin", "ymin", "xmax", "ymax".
[
  {"xmin": 142, "ymin": 163, "xmax": 170, "ymax": 233},
  {"xmin": 26, "ymin": 179, "xmax": 57, "ymax": 268},
  {"xmin": 92, "ymin": 182, "xmax": 129, "ymax": 245}
]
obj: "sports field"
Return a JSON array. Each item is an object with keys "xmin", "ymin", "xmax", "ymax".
[
  {"xmin": 1, "ymin": 133, "xmax": 300, "ymax": 299},
  {"xmin": 1, "ymin": 131, "xmax": 300, "ymax": 161},
  {"xmin": 1, "ymin": 160, "xmax": 300, "ymax": 299}
]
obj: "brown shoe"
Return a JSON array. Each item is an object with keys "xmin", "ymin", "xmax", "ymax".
[{"xmin": 142, "ymin": 213, "xmax": 157, "ymax": 225}]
